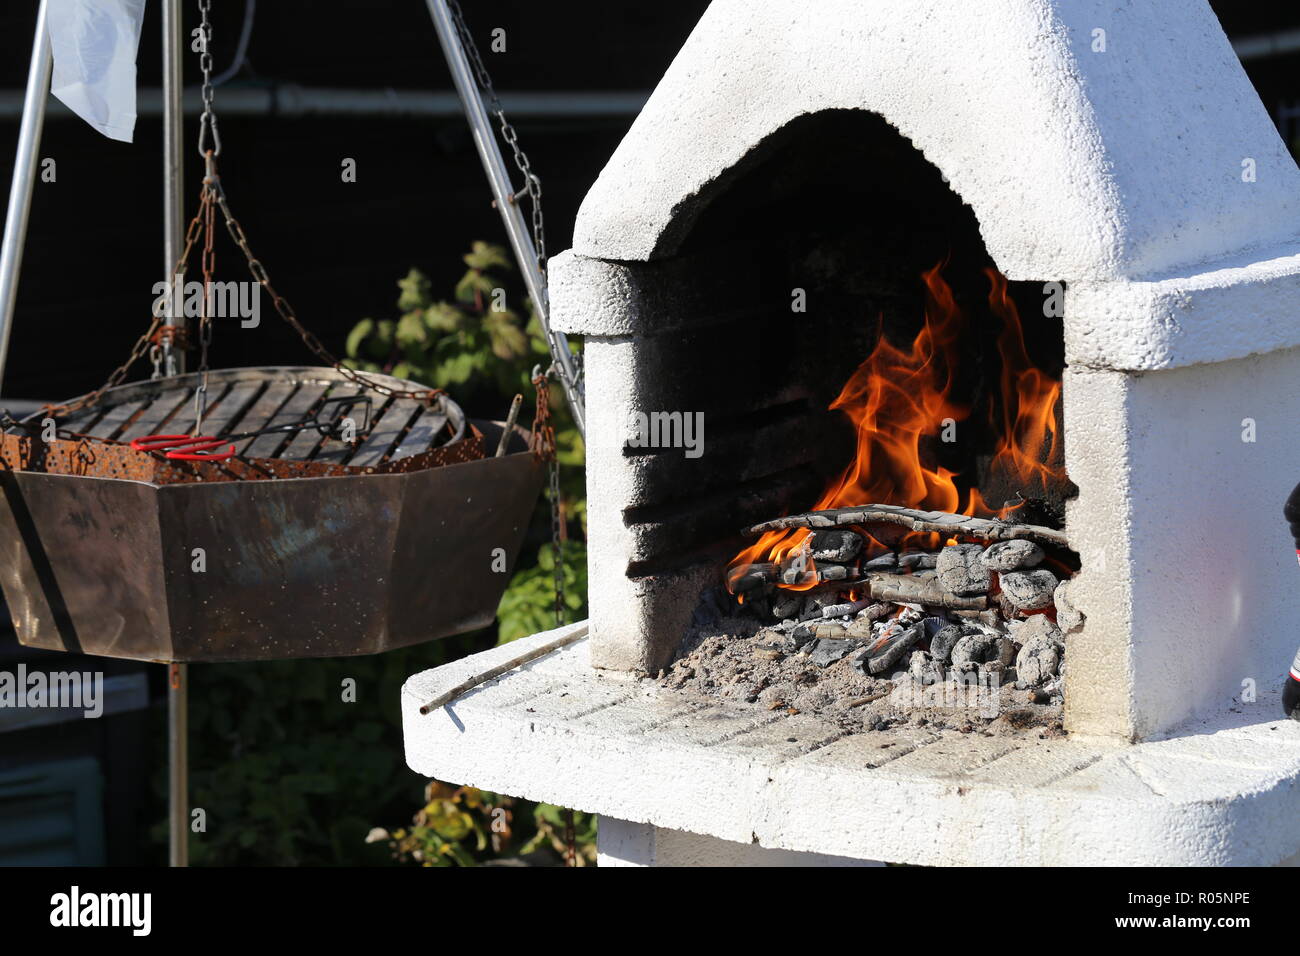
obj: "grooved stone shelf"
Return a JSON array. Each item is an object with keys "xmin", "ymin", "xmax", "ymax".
[{"xmin": 401, "ymin": 623, "xmax": 1300, "ymax": 866}]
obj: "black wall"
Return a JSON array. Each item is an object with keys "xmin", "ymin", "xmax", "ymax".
[{"xmin": 0, "ymin": 0, "xmax": 709, "ymax": 402}]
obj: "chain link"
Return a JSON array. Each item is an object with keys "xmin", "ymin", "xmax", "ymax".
[
  {"xmin": 196, "ymin": 0, "xmax": 222, "ymax": 158},
  {"xmin": 206, "ymin": 168, "xmax": 442, "ymax": 403},
  {"xmin": 447, "ymin": 0, "xmax": 546, "ymax": 275},
  {"xmin": 42, "ymin": 198, "xmax": 209, "ymax": 421},
  {"xmin": 530, "ymin": 369, "xmax": 564, "ymax": 628}
]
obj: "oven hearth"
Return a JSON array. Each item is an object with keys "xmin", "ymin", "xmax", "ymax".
[{"xmin": 668, "ymin": 503, "xmax": 1080, "ymax": 734}]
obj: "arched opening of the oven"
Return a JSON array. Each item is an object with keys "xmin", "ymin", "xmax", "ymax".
[{"xmin": 626, "ymin": 109, "xmax": 1079, "ymax": 720}]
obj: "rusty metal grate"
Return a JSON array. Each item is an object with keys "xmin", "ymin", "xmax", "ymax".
[{"xmin": 2, "ymin": 367, "xmax": 480, "ymax": 484}]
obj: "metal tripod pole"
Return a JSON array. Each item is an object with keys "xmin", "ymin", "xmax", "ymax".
[
  {"xmin": 424, "ymin": 0, "xmax": 585, "ymax": 437},
  {"xmin": 162, "ymin": 0, "xmax": 189, "ymax": 869},
  {"xmin": 0, "ymin": 0, "xmax": 52, "ymax": 393}
]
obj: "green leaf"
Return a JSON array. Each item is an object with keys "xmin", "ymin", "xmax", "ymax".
[
  {"xmin": 396, "ymin": 269, "xmax": 432, "ymax": 312},
  {"xmin": 396, "ymin": 311, "xmax": 428, "ymax": 347},
  {"xmin": 462, "ymin": 241, "xmax": 511, "ymax": 273},
  {"xmin": 454, "ymin": 270, "xmax": 496, "ymax": 305},
  {"xmin": 424, "ymin": 302, "xmax": 464, "ymax": 334},
  {"xmin": 346, "ymin": 318, "xmax": 374, "ymax": 359}
]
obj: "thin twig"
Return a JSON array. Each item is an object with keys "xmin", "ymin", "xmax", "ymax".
[
  {"xmin": 418, "ymin": 623, "xmax": 588, "ymax": 714},
  {"xmin": 494, "ymin": 394, "xmax": 523, "ymax": 457}
]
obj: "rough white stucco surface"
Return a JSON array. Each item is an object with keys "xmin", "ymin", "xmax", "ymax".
[
  {"xmin": 402, "ymin": 627, "xmax": 1300, "ymax": 866},
  {"xmin": 1063, "ymin": 349, "xmax": 1300, "ymax": 739},
  {"xmin": 596, "ymin": 817, "xmax": 882, "ymax": 866},
  {"xmin": 570, "ymin": 0, "xmax": 1300, "ymax": 283}
]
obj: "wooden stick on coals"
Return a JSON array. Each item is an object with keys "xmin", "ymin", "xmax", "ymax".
[{"xmin": 745, "ymin": 504, "xmax": 1070, "ymax": 549}]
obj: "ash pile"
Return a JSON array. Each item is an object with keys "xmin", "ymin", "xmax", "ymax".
[{"xmin": 666, "ymin": 505, "xmax": 1083, "ymax": 734}]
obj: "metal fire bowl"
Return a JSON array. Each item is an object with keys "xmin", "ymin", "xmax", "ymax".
[{"xmin": 0, "ymin": 422, "xmax": 543, "ymax": 662}]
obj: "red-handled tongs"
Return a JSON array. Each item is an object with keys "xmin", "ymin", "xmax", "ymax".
[
  {"xmin": 128, "ymin": 395, "xmax": 373, "ymax": 463},
  {"xmin": 129, "ymin": 434, "xmax": 237, "ymax": 461}
]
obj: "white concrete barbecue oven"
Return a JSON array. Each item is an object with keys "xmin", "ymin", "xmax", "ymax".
[{"xmin": 404, "ymin": 0, "xmax": 1300, "ymax": 865}]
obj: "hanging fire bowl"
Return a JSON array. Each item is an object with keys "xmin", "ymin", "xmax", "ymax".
[{"xmin": 0, "ymin": 367, "xmax": 544, "ymax": 662}]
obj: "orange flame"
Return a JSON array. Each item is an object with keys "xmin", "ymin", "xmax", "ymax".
[
  {"xmin": 726, "ymin": 263, "xmax": 1064, "ymax": 595},
  {"xmin": 985, "ymin": 268, "xmax": 1062, "ymax": 501}
]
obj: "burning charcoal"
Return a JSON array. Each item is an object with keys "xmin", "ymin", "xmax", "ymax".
[
  {"xmin": 995, "ymin": 590, "xmax": 1019, "ymax": 621},
  {"xmin": 949, "ymin": 632, "xmax": 1005, "ymax": 673},
  {"xmin": 863, "ymin": 552, "xmax": 897, "ymax": 571},
  {"xmin": 1014, "ymin": 625, "xmax": 1063, "ymax": 687},
  {"xmin": 978, "ymin": 539, "xmax": 1045, "ymax": 572},
  {"xmin": 817, "ymin": 563, "xmax": 852, "ymax": 582},
  {"xmin": 995, "ymin": 637, "xmax": 1017, "ymax": 667},
  {"xmin": 800, "ymin": 592, "xmax": 842, "ymax": 621},
  {"xmin": 820, "ymin": 598, "xmax": 875, "ymax": 619},
  {"xmin": 921, "ymin": 616, "xmax": 947, "ymax": 638},
  {"xmin": 908, "ymin": 650, "xmax": 944, "ymax": 685},
  {"xmin": 1054, "ymin": 578, "xmax": 1084, "ymax": 632},
  {"xmin": 809, "ymin": 529, "xmax": 863, "ymax": 563},
  {"xmin": 771, "ymin": 592, "xmax": 803, "ymax": 620},
  {"xmin": 783, "ymin": 561, "xmax": 852, "ymax": 586},
  {"xmin": 731, "ymin": 562, "xmax": 777, "ymax": 590},
  {"xmin": 929, "ymin": 623, "xmax": 967, "ymax": 663},
  {"xmin": 936, "ymin": 544, "xmax": 991, "ymax": 596},
  {"xmin": 980, "ymin": 660, "xmax": 1007, "ymax": 682},
  {"xmin": 1007, "ymin": 614, "xmax": 1064, "ymax": 649},
  {"xmin": 843, "ymin": 616, "xmax": 874, "ymax": 640},
  {"xmin": 857, "ymin": 602, "xmax": 895, "ymax": 622},
  {"xmin": 785, "ymin": 624, "xmax": 817, "ymax": 650},
  {"xmin": 999, "ymin": 569, "xmax": 1059, "ymax": 611},
  {"xmin": 852, "ymin": 621, "xmax": 924, "ymax": 676},
  {"xmin": 867, "ymin": 572, "xmax": 987, "ymax": 609},
  {"xmin": 808, "ymin": 638, "xmax": 855, "ymax": 668},
  {"xmin": 802, "ymin": 620, "xmax": 848, "ymax": 641},
  {"xmin": 899, "ymin": 550, "xmax": 938, "ymax": 570},
  {"xmin": 897, "ymin": 607, "xmax": 925, "ymax": 627}
]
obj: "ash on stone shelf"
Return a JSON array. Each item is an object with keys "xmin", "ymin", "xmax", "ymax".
[{"xmin": 666, "ymin": 521, "xmax": 1085, "ymax": 735}]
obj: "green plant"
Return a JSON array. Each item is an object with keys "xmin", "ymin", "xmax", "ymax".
[
  {"xmin": 345, "ymin": 243, "xmax": 539, "ymax": 397},
  {"xmin": 497, "ymin": 541, "xmax": 588, "ymax": 644},
  {"xmin": 154, "ymin": 633, "xmax": 493, "ymax": 866},
  {"xmin": 368, "ymin": 782, "xmax": 597, "ymax": 867},
  {"xmin": 348, "ymin": 243, "xmax": 593, "ymax": 866}
]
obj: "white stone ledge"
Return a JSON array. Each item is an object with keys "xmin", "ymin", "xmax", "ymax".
[
  {"xmin": 1067, "ymin": 243, "xmax": 1300, "ymax": 370},
  {"xmin": 402, "ymin": 625, "xmax": 1300, "ymax": 866}
]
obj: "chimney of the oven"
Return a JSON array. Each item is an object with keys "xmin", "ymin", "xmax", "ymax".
[{"xmin": 551, "ymin": 0, "xmax": 1300, "ymax": 741}]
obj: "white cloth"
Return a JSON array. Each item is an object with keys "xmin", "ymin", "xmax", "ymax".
[{"xmin": 47, "ymin": 0, "xmax": 147, "ymax": 143}]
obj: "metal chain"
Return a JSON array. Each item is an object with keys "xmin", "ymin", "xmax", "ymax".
[
  {"xmin": 530, "ymin": 368, "xmax": 563, "ymax": 628},
  {"xmin": 194, "ymin": 0, "xmax": 219, "ymax": 432},
  {"xmin": 41, "ymin": 201, "xmax": 209, "ymax": 421},
  {"xmin": 447, "ymin": 5, "xmax": 572, "ymax": 856},
  {"xmin": 196, "ymin": 0, "xmax": 222, "ymax": 159},
  {"xmin": 207, "ymin": 167, "xmax": 443, "ymax": 403},
  {"xmin": 447, "ymin": 0, "xmax": 546, "ymax": 274}
]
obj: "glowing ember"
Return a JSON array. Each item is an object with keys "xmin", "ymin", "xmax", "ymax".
[{"xmin": 726, "ymin": 263, "xmax": 1065, "ymax": 595}]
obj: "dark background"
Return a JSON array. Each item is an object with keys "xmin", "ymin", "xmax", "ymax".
[
  {"xmin": 0, "ymin": 1, "xmax": 1295, "ymax": 402},
  {"xmin": 0, "ymin": 1, "xmax": 1297, "ymax": 865},
  {"xmin": 0, "ymin": 0, "xmax": 711, "ymax": 402}
]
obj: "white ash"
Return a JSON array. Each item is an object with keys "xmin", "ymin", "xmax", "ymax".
[
  {"xmin": 698, "ymin": 527, "xmax": 1081, "ymax": 731},
  {"xmin": 999, "ymin": 568, "xmax": 1059, "ymax": 611},
  {"xmin": 663, "ymin": 612, "xmax": 1064, "ymax": 737},
  {"xmin": 810, "ymin": 529, "xmax": 863, "ymax": 562},
  {"xmin": 936, "ymin": 543, "xmax": 991, "ymax": 595},
  {"xmin": 979, "ymin": 539, "xmax": 1045, "ymax": 571},
  {"xmin": 1053, "ymin": 578, "xmax": 1084, "ymax": 632}
]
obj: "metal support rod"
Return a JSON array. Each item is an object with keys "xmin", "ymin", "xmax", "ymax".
[
  {"xmin": 424, "ymin": 0, "xmax": 585, "ymax": 437},
  {"xmin": 163, "ymin": 0, "xmax": 189, "ymax": 870},
  {"xmin": 168, "ymin": 662, "xmax": 188, "ymax": 867},
  {"xmin": 162, "ymin": 0, "xmax": 186, "ymax": 378},
  {"xmin": 0, "ymin": 0, "xmax": 52, "ymax": 394}
]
